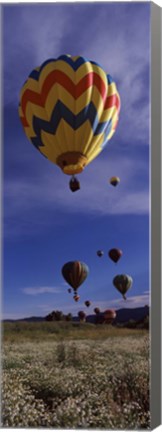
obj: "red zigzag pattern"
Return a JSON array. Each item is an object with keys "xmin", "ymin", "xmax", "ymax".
[{"xmin": 21, "ymin": 70, "xmax": 120, "ymax": 127}]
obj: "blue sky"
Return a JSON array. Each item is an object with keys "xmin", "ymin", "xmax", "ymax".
[{"xmin": 2, "ymin": 2, "xmax": 150, "ymax": 319}]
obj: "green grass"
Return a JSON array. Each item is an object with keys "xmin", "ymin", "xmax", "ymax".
[{"xmin": 3, "ymin": 321, "xmax": 148, "ymax": 343}]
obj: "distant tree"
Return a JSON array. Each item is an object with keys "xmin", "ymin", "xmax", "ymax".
[
  {"xmin": 54, "ymin": 310, "xmax": 64, "ymax": 321},
  {"xmin": 143, "ymin": 315, "xmax": 149, "ymax": 329},
  {"xmin": 137, "ymin": 315, "xmax": 149, "ymax": 330},
  {"xmin": 95, "ymin": 313, "xmax": 104, "ymax": 324},
  {"xmin": 45, "ymin": 310, "xmax": 64, "ymax": 321},
  {"xmin": 126, "ymin": 319, "xmax": 137, "ymax": 329},
  {"xmin": 65, "ymin": 313, "xmax": 73, "ymax": 321},
  {"xmin": 45, "ymin": 312, "xmax": 54, "ymax": 321}
]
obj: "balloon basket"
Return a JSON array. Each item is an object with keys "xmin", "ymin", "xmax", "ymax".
[{"xmin": 69, "ymin": 176, "xmax": 80, "ymax": 192}]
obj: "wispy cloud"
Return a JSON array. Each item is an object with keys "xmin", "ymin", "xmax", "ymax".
[
  {"xmin": 3, "ymin": 3, "xmax": 150, "ymax": 241},
  {"xmin": 4, "ymin": 152, "xmax": 149, "ymax": 237},
  {"xmin": 83, "ymin": 294, "xmax": 150, "ymax": 312},
  {"xmin": 4, "ymin": 3, "xmax": 150, "ymax": 146},
  {"xmin": 3, "ymin": 293, "xmax": 150, "ymax": 321},
  {"xmin": 4, "ymin": 4, "xmax": 71, "ymax": 106},
  {"xmin": 80, "ymin": 4, "xmax": 150, "ymax": 145},
  {"xmin": 22, "ymin": 286, "xmax": 62, "ymax": 296},
  {"xmin": 104, "ymin": 294, "xmax": 150, "ymax": 309}
]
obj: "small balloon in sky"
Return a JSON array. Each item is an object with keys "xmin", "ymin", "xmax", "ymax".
[
  {"xmin": 109, "ymin": 176, "xmax": 120, "ymax": 187},
  {"xmin": 84, "ymin": 300, "xmax": 91, "ymax": 307},
  {"xmin": 73, "ymin": 295, "xmax": 80, "ymax": 302},
  {"xmin": 97, "ymin": 250, "xmax": 104, "ymax": 257},
  {"xmin": 108, "ymin": 248, "xmax": 123, "ymax": 263}
]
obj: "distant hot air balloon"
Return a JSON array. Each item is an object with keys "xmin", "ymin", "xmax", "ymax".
[
  {"xmin": 62, "ymin": 261, "xmax": 89, "ymax": 298},
  {"xmin": 19, "ymin": 55, "xmax": 120, "ymax": 190},
  {"xmin": 94, "ymin": 307, "xmax": 100, "ymax": 314},
  {"xmin": 85, "ymin": 300, "xmax": 91, "ymax": 307},
  {"xmin": 113, "ymin": 274, "xmax": 133, "ymax": 300},
  {"xmin": 78, "ymin": 311, "xmax": 86, "ymax": 322},
  {"xmin": 68, "ymin": 288, "xmax": 72, "ymax": 294},
  {"xmin": 108, "ymin": 248, "xmax": 123, "ymax": 263},
  {"xmin": 73, "ymin": 295, "xmax": 80, "ymax": 302},
  {"xmin": 104, "ymin": 309, "xmax": 116, "ymax": 323},
  {"xmin": 97, "ymin": 250, "xmax": 104, "ymax": 257},
  {"xmin": 109, "ymin": 177, "xmax": 120, "ymax": 187}
]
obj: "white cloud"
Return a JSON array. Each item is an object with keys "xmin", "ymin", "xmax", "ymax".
[
  {"xmin": 4, "ymin": 3, "xmax": 150, "ymax": 146},
  {"xmin": 105, "ymin": 294, "xmax": 150, "ymax": 309},
  {"xmin": 23, "ymin": 286, "xmax": 62, "ymax": 295},
  {"xmin": 4, "ymin": 153, "xmax": 149, "ymax": 237},
  {"xmin": 3, "ymin": 4, "xmax": 150, "ymax": 239},
  {"xmin": 3, "ymin": 293, "xmax": 150, "ymax": 320},
  {"xmin": 2, "ymin": 313, "xmax": 28, "ymax": 320},
  {"xmin": 22, "ymin": 294, "xmax": 150, "ymax": 316},
  {"xmin": 81, "ymin": 5, "xmax": 150, "ymax": 144},
  {"xmin": 4, "ymin": 5, "xmax": 70, "ymax": 106}
]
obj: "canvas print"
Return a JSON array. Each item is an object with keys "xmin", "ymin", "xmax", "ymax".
[{"xmin": 2, "ymin": 2, "xmax": 150, "ymax": 429}]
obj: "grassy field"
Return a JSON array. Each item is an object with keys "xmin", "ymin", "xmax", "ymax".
[{"xmin": 2, "ymin": 322, "xmax": 150, "ymax": 429}]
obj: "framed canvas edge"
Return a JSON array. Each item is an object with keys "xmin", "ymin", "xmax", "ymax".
[{"xmin": 151, "ymin": 2, "xmax": 162, "ymax": 430}]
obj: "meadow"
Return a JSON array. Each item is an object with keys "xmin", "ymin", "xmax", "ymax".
[{"xmin": 2, "ymin": 322, "xmax": 150, "ymax": 429}]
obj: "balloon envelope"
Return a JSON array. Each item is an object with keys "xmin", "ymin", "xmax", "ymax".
[
  {"xmin": 62, "ymin": 261, "xmax": 89, "ymax": 291},
  {"xmin": 94, "ymin": 307, "xmax": 100, "ymax": 314},
  {"xmin": 108, "ymin": 248, "xmax": 123, "ymax": 263},
  {"xmin": 109, "ymin": 177, "xmax": 120, "ymax": 187},
  {"xmin": 73, "ymin": 295, "xmax": 80, "ymax": 302},
  {"xmin": 104, "ymin": 309, "xmax": 116, "ymax": 322},
  {"xmin": 113, "ymin": 274, "xmax": 133, "ymax": 299},
  {"xmin": 85, "ymin": 300, "xmax": 91, "ymax": 307},
  {"xmin": 19, "ymin": 55, "xmax": 120, "ymax": 176},
  {"xmin": 97, "ymin": 250, "xmax": 104, "ymax": 257},
  {"xmin": 78, "ymin": 311, "xmax": 86, "ymax": 321}
]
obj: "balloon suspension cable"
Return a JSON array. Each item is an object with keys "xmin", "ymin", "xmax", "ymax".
[
  {"xmin": 69, "ymin": 176, "xmax": 81, "ymax": 192},
  {"xmin": 123, "ymin": 295, "xmax": 127, "ymax": 301}
]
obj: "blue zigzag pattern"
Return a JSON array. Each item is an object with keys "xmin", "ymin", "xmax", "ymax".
[
  {"xmin": 30, "ymin": 100, "xmax": 112, "ymax": 150},
  {"xmin": 29, "ymin": 56, "xmax": 112, "ymax": 83}
]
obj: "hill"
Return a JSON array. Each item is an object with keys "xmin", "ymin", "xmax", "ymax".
[{"xmin": 3, "ymin": 306, "xmax": 149, "ymax": 324}]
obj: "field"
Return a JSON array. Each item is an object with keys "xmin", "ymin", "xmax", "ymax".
[{"xmin": 2, "ymin": 322, "xmax": 150, "ymax": 429}]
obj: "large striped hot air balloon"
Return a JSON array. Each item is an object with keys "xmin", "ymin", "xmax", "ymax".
[
  {"xmin": 19, "ymin": 55, "xmax": 120, "ymax": 190},
  {"xmin": 62, "ymin": 261, "xmax": 89, "ymax": 298}
]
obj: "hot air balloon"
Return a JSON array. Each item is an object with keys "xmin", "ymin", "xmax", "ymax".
[
  {"xmin": 78, "ymin": 311, "xmax": 86, "ymax": 322},
  {"xmin": 62, "ymin": 261, "xmax": 89, "ymax": 298},
  {"xmin": 85, "ymin": 300, "xmax": 91, "ymax": 307},
  {"xmin": 19, "ymin": 55, "xmax": 120, "ymax": 191},
  {"xmin": 113, "ymin": 274, "xmax": 133, "ymax": 300},
  {"xmin": 74, "ymin": 295, "xmax": 80, "ymax": 302},
  {"xmin": 108, "ymin": 248, "xmax": 123, "ymax": 263},
  {"xmin": 109, "ymin": 177, "xmax": 120, "ymax": 187},
  {"xmin": 94, "ymin": 307, "xmax": 100, "ymax": 314},
  {"xmin": 104, "ymin": 309, "xmax": 116, "ymax": 324},
  {"xmin": 97, "ymin": 250, "xmax": 104, "ymax": 257}
]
